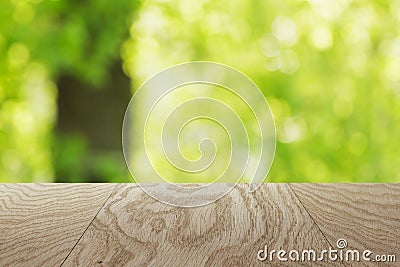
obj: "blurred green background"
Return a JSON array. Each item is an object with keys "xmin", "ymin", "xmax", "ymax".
[{"xmin": 1, "ymin": 0, "xmax": 399, "ymax": 183}]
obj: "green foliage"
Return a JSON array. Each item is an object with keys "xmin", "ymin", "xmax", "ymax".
[
  {"xmin": 0, "ymin": 0, "xmax": 139, "ymax": 181},
  {"xmin": 1, "ymin": 0, "xmax": 399, "ymax": 182},
  {"xmin": 124, "ymin": 0, "xmax": 400, "ymax": 182}
]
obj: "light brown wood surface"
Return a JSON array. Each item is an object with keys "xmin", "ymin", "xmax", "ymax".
[
  {"xmin": 0, "ymin": 184, "xmax": 398, "ymax": 267},
  {"xmin": 0, "ymin": 184, "xmax": 115, "ymax": 267},
  {"xmin": 291, "ymin": 183, "xmax": 400, "ymax": 267}
]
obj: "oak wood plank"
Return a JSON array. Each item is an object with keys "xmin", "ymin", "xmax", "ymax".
[
  {"xmin": 63, "ymin": 184, "xmax": 338, "ymax": 266},
  {"xmin": 290, "ymin": 184, "xmax": 400, "ymax": 266},
  {"xmin": 0, "ymin": 183, "xmax": 116, "ymax": 267}
]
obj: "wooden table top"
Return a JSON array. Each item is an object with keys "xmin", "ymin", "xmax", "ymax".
[{"xmin": 0, "ymin": 184, "xmax": 399, "ymax": 266}]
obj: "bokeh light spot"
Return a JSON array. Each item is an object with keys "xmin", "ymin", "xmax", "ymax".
[
  {"xmin": 8, "ymin": 43, "xmax": 30, "ymax": 68},
  {"xmin": 310, "ymin": 27, "xmax": 333, "ymax": 50},
  {"xmin": 260, "ymin": 34, "xmax": 281, "ymax": 57},
  {"xmin": 278, "ymin": 50, "xmax": 299, "ymax": 74},
  {"xmin": 271, "ymin": 16, "xmax": 297, "ymax": 46},
  {"xmin": 279, "ymin": 117, "xmax": 307, "ymax": 143}
]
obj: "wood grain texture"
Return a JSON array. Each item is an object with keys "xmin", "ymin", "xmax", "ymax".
[
  {"xmin": 1, "ymin": 184, "xmax": 397, "ymax": 267},
  {"xmin": 62, "ymin": 184, "xmax": 339, "ymax": 267},
  {"xmin": 0, "ymin": 183, "xmax": 115, "ymax": 267},
  {"xmin": 290, "ymin": 184, "xmax": 400, "ymax": 267}
]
